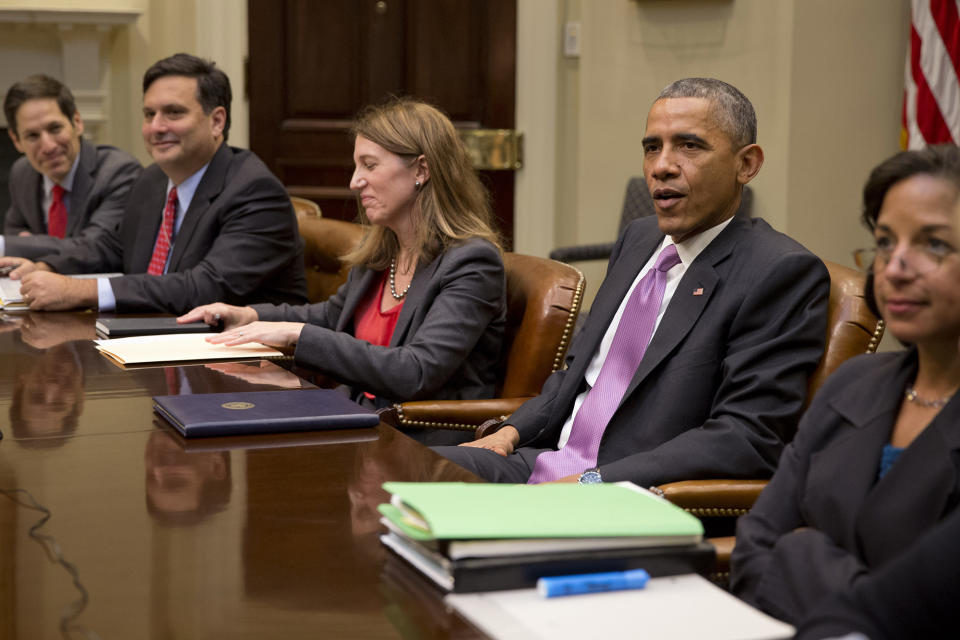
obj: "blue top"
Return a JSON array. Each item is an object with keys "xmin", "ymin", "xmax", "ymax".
[{"xmin": 877, "ymin": 443, "xmax": 905, "ymax": 480}]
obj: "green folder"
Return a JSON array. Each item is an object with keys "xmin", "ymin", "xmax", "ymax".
[{"xmin": 379, "ymin": 482, "xmax": 703, "ymax": 543}]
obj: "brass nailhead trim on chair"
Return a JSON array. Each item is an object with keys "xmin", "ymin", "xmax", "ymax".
[
  {"xmin": 553, "ymin": 268, "xmax": 586, "ymax": 372},
  {"xmin": 394, "ymin": 405, "xmax": 507, "ymax": 431},
  {"xmin": 867, "ymin": 318, "xmax": 885, "ymax": 353},
  {"xmin": 685, "ymin": 507, "xmax": 749, "ymax": 518}
]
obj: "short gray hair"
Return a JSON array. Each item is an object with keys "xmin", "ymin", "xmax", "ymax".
[{"xmin": 657, "ymin": 77, "xmax": 757, "ymax": 148}]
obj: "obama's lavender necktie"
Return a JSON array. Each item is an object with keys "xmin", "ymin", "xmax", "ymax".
[{"xmin": 527, "ymin": 244, "xmax": 681, "ymax": 483}]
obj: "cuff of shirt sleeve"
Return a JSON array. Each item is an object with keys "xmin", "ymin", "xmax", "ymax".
[{"xmin": 97, "ymin": 277, "xmax": 117, "ymax": 311}]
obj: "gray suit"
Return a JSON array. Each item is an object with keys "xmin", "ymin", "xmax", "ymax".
[
  {"xmin": 253, "ymin": 238, "xmax": 505, "ymax": 441},
  {"xmin": 4, "ymin": 139, "xmax": 141, "ymax": 259},
  {"xmin": 39, "ymin": 143, "xmax": 307, "ymax": 314},
  {"xmin": 731, "ymin": 349, "xmax": 960, "ymax": 625},
  {"xmin": 436, "ymin": 215, "xmax": 829, "ymax": 485}
]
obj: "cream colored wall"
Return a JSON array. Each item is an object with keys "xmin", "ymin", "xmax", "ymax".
[{"xmin": 527, "ymin": 0, "xmax": 909, "ymax": 310}]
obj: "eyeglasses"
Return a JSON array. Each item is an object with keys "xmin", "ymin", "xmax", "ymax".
[{"xmin": 852, "ymin": 240, "xmax": 957, "ymax": 274}]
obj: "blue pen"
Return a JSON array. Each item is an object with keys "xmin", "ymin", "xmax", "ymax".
[{"xmin": 537, "ymin": 568, "xmax": 650, "ymax": 598}]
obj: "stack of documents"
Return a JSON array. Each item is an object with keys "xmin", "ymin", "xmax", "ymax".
[
  {"xmin": 94, "ymin": 333, "xmax": 283, "ymax": 366},
  {"xmin": 378, "ymin": 482, "xmax": 714, "ymax": 592}
]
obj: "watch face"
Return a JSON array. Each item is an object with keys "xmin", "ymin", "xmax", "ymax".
[{"xmin": 579, "ymin": 470, "xmax": 602, "ymax": 484}]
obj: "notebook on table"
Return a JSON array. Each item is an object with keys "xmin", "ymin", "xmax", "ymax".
[
  {"xmin": 153, "ymin": 389, "xmax": 381, "ymax": 437},
  {"xmin": 96, "ymin": 316, "xmax": 216, "ymax": 337},
  {"xmin": 378, "ymin": 481, "xmax": 713, "ymax": 592}
]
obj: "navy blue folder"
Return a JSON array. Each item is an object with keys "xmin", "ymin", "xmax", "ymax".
[{"xmin": 153, "ymin": 389, "xmax": 380, "ymax": 437}]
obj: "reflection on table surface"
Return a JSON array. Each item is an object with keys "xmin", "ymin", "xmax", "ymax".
[{"xmin": 0, "ymin": 312, "xmax": 484, "ymax": 639}]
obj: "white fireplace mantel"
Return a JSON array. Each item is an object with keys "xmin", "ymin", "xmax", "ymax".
[{"xmin": 0, "ymin": 7, "xmax": 142, "ymax": 139}]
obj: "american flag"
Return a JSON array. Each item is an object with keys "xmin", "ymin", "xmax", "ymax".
[{"xmin": 902, "ymin": 0, "xmax": 960, "ymax": 149}]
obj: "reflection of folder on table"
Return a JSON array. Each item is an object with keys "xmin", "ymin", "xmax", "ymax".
[
  {"xmin": 378, "ymin": 482, "xmax": 714, "ymax": 593},
  {"xmin": 153, "ymin": 389, "xmax": 381, "ymax": 437}
]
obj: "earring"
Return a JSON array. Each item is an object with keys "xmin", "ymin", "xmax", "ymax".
[{"xmin": 415, "ymin": 180, "xmax": 421, "ymax": 190}]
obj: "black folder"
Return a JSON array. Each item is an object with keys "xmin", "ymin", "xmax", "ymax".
[
  {"xmin": 153, "ymin": 389, "xmax": 380, "ymax": 437},
  {"xmin": 96, "ymin": 316, "xmax": 215, "ymax": 337}
]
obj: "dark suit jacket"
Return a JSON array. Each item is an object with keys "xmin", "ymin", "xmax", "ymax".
[
  {"xmin": 253, "ymin": 238, "xmax": 505, "ymax": 408},
  {"xmin": 731, "ymin": 349, "xmax": 960, "ymax": 625},
  {"xmin": 4, "ymin": 139, "xmax": 141, "ymax": 259},
  {"xmin": 795, "ymin": 506, "xmax": 960, "ymax": 640},
  {"xmin": 507, "ymin": 215, "xmax": 829, "ymax": 486},
  {"xmin": 40, "ymin": 144, "xmax": 307, "ymax": 314}
]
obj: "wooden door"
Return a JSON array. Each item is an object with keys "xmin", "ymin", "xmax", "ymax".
[{"xmin": 248, "ymin": 0, "xmax": 517, "ymax": 246}]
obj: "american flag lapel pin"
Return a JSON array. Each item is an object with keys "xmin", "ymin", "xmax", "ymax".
[{"xmin": 692, "ymin": 287, "xmax": 704, "ymax": 296}]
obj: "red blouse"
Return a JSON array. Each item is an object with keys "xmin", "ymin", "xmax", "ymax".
[{"xmin": 354, "ymin": 271, "xmax": 404, "ymax": 399}]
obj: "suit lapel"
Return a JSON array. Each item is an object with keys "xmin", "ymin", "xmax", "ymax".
[
  {"xmin": 67, "ymin": 140, "xmax": 96, "ymax": 236},
  {"xmin": 336, "ymin": 268, "xmax": 379, "ymax": 333},
  {"xmin": 618, "ymin": 218, "xmax": 742, "ymax": 404},
  {"xmin": 167, "ymin": 143, "xmax": 231, "ymax": 271},
  {"xmin": 25, "ymin": 170, "xmax": 44, "ymax": 231},
  {"xmin": 575, "ymin": 227, "xmax": 662, "ymax": 373},
  {"xmin": 130, "ymin": 172, "xmax": 169, "ymax": 272}
]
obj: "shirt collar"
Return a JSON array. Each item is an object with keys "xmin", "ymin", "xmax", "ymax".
[
  {"xmin": 166, "ymin": 162, "xmax": 211, "ymax": 212},
  {"xmin": 42, "ymin": 150, "xmax": 82, "ymax": 197},
  {"xmin": 664, "ymin": 215, "xmax": 736, "ymax": 267}
]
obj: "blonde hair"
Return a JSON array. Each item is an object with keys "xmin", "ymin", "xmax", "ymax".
[{"xmin": 343, "ymin": 97, "xmax": 501, "ymax": 270}]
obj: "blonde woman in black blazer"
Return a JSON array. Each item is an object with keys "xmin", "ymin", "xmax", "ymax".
[
  {"xmin": 181, "ymin": 99, "xmax": 505, "ymax": 445},
  {"xmin": 731, "ymin": 145, "xmax": 960, "ymax": 625}
]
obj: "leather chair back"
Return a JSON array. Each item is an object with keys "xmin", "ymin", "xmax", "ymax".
[
  {"xmin": 498, "ymin": 253, "xmax": 585, "ymax": 397},
  {"xmin": 807, "ymin": 260, "xmax": 885, "ymax": 401},
  {"xmin": 297, "ymin": 215, "xmax": 364, "ymax": 303},
  {"xmin": 290, "ymin": 196, "xmax": 322, "ymax": 218}
]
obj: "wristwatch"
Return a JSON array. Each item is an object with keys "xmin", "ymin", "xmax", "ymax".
[{"xmin": 578, "ymin": 468, "xmax": 603, "ymax": 484}]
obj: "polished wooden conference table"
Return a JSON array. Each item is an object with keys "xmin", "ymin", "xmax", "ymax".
[{"xmin": 0, "ymin": 310, "xmax": 486, "ymax": 639}]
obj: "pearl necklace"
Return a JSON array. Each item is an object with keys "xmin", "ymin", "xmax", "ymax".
[
  {"xmin": 389, "ymin": 258, "xmax": 412, "ymax": 300},
  {"xmin": 904, "ymin": 386, "xmax": 953, "ymax": 409}
]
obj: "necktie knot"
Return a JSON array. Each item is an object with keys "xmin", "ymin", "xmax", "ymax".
[
  {"xmin": 52, "ymin": 184, "xmax": 66, "ymax": 200},
  {"xmin": 654, "ymin": 243, "xmax": 681, "ymax": 273}
]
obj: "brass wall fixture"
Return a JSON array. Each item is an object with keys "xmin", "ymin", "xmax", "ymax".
[{"xmin": 458, "ymin": 129, "xmax": 523, "ymax": 170}]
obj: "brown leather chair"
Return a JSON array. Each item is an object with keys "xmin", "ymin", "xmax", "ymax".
[
  {"xmin": 290, "ymin": 196, "xmax": 322, "ymax": 219},
  {"xmin": 653, "ymin": 260, "xmax": 884, "ymax": 583},
  {"xmin": 381, "ymin": 253, "xmax": 585, "ymax": 433},
  {"xmin": 297, "ymin": 214, "xmax": 364, "ymax": 304}
]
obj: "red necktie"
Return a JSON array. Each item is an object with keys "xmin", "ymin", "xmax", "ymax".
[
  {"xmin": 48, "ymin": 184, "xmax": 67, "ymax": 239},
  {"xmin": 147, "ymin": 187, "xmax": 178, "ymax": 276}
]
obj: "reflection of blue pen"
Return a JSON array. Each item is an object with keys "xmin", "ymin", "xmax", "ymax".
[{"xmin": 537, "ymin": 568, "xmax": 650, "ymax": 598}]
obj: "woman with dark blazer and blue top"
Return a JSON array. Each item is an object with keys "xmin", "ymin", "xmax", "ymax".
[
  {"xmin": 180, "ymin": 98, "xmax": 505, "ymax": 445},
  {"xmin": 730, "ymin": 145, "xmax": 960, "ymax": 628}
]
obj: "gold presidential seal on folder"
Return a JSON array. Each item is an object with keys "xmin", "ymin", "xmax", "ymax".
[{"xmin": 222, "ymin": 402, "xmax": 255, "ymax": 410}]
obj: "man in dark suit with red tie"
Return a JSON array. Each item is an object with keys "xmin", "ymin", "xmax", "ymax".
[
  {"xmin": 2, "ymin": 74, "xmax": 141, "ymax": 260},
  {"xmin": 1, "ymin": 54, "xmax": 306, "ymax": 314},
  {"xmin": 435, "ymin": 78, "xmax": 830, "ymax": 488}
]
